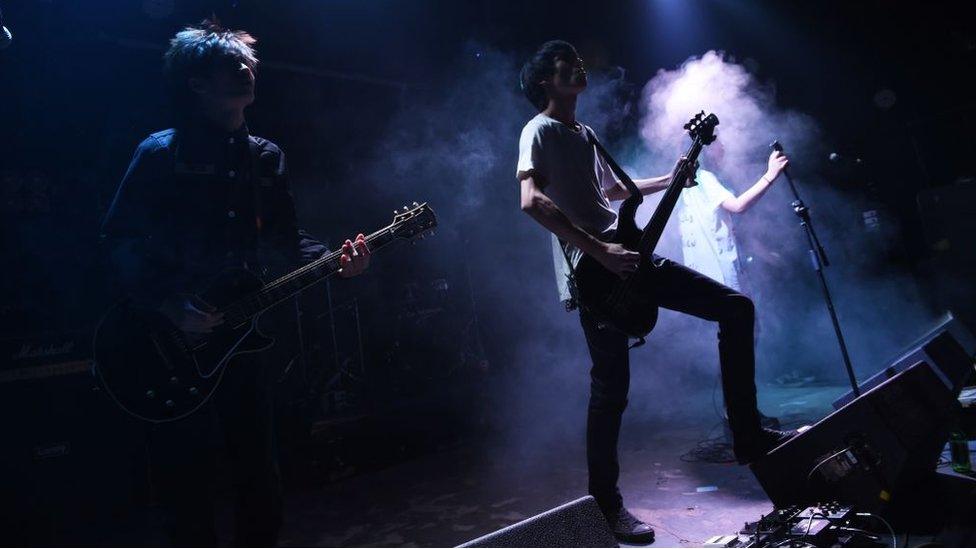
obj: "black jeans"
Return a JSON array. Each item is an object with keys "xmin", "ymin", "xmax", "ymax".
[
  {"xmin": 147, "ymin": 355, "xmax": 283, "ymax": 547},
  {"xmin": 579, "ymin": 256, "xmax": 761, "ymax": 512}
]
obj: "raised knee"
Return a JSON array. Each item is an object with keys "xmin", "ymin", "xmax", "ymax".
[{"xmin": 725, "ymin": 293, "xmax": 754, "ymax": 320}]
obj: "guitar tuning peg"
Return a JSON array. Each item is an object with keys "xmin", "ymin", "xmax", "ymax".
[{"xmin": 412, "ymin": 201, "xmax": 419, "ymax": 206}]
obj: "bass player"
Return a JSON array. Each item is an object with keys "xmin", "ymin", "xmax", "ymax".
[{"xmin": 516, "ymin": 40, "xmax": 796, "ymax": 544}]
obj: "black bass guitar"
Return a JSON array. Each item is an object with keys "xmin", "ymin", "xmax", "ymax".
[
  {"xmin": 93, "ymin": 202, "xmax": 437, "ymax": 423},
  {"xmin": 575, "ymin": 112, "xmax": 719, "ymax": 339}
]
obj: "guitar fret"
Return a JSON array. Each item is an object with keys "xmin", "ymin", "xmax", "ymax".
[{"xmin": 216, "ymin": 223, "xmax": 413, "ymax": 324}]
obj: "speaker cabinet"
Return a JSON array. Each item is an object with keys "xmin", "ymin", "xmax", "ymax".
[
  {"xmin": 751, "ymin": 361, "xmax": 962, "ymax": 513},
  {"xmin": 457, "ymin": 496, "xmax": 617, "ymax": 548},
  {"xmin": 832, "ymin": 313, "xmax": 974, "ymax": 409}
]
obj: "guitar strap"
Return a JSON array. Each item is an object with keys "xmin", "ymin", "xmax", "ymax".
[
  {"xmin": 247, "ymin": 139, "xmax": 264, "ymax": 230},
  {"xmin": 584, "ymin": 127, "xmax": 642, "ymax": 203},
  {"xmin": 247, "ymin": 138, "xmax": 268, "ymax": 272},
  {"xmin": 558, "ymin": 127, "xmax": 641, "ymax": 306},
  {"xmin": 585, "ymin": 128, "xmax": 651, "ymax": 348}
]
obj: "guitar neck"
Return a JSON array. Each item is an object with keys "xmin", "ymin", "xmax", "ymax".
[
  {"xmin": 221, "ymin": 226, "xmax": 398, "ymax": 325},
  {"xmin": 637, "ymin": 139, "xmax": 705, "ymax": 257}
]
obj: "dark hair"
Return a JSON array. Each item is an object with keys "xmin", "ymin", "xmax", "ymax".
[
  {"xmin": 519, "ymin": 40, "xmax": 578, "ymax": 111},
  {"xmin": 162, "ymin": 18, "xmax": 258, "ymax": 113}
]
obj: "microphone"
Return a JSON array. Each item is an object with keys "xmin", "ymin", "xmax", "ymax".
[
  {"xmin": 0, "ymin": 7, "xmax": 12, "ymax": 50},
  {"xmin": 770, "ymin": 140, "xmax": 789, "ymax": 176}
]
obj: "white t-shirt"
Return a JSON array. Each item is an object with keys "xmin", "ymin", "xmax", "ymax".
[
  {"xmin": 677, "ymin": 168, "xmax": 740, "ymax": 289},
  {"xmin": 516, "ymin": 113, "xmax": 621, "ymax": 305}
]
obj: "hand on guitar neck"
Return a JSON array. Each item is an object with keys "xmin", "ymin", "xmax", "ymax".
[
  {"xmin": 338, "ymin": 233, "xmax": 371, "ymax": 278},
  {"xmin": 675, "ymin": 156, "xmax": 700, "ymax": 188},
  {"xmin": 158, "ymin": 232, "xmax": 370, "ymax": 334}
]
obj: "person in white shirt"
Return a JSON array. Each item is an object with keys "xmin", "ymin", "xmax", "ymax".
[
  {"xmin": 677, "ymin": 140, "xmax": 789, "ymax": 291},
  {"xmin": 677, "ymin": 142, "xmax": 790, "ymax": 431}
]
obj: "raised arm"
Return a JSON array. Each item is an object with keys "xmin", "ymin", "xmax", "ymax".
[{"xmin": 721, "ymin": 150, "xmax": 789, "ymax": 213}]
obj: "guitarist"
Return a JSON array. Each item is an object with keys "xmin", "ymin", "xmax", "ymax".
[
  {"xmin": 516, "ymin": 40, "xmax": 795, "ymax": 544},
  {"xmin": 99, "ymin": 20, "xmax": 369, "ymax": 546}
]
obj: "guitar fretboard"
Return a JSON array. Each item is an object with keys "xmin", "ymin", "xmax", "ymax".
[
  {"xmin": 220, "ymin": 227, "xmax": 398, "ymax": 327},
  {"xmin": 638, "ymin": 139, "xmax": 705, "ymax": 257}
]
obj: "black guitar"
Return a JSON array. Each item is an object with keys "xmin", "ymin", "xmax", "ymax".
[
  {"xmin": 93, "ymin": 202, "xmax": 437, "ymax": 423},
  {"xmin": 575, "ymin": 112, "xmax": 719, "ymax": 339}
]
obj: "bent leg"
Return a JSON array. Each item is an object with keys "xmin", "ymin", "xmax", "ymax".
[{"xmin": 649, "ymin": 257, "xmax": 761, "ymax": 442}]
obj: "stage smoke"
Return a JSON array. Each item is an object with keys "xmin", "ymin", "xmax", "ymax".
[{"xmin": 635, "ymin": 51, "xmax": 937, "ymax": 392}]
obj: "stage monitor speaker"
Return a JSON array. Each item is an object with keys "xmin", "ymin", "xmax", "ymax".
[
  {"xmin": 832, "ymin": 312, "xmax": 975, "ymax": 409},
  {"xmin": 457, "ymin": 495, "xmax": 617, "ymax": 548},
  {"xmin": 751, "ymin": 360, "xmax": 962, "ymax": 513}
]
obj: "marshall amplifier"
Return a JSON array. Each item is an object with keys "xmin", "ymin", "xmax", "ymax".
[
  {"xmin": 0, "ymin": 329, "xmax": 142, "ymax": 544},
  {"xmin": 0, "ymin": 329, "xmax": 93, "ymax": 383}
]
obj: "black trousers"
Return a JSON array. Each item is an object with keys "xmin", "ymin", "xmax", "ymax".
[
  {"xmin": 579, "ymin": 257, "xmax": 761, "ymax": 512},
  {"xmin": 147, "ymin": 355, "xmax": 283, "ymax": 547}
]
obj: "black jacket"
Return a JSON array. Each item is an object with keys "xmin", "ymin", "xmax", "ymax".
[{"xmin": 100, "ymin": 120, "xmax": 327, "ymax": 307}]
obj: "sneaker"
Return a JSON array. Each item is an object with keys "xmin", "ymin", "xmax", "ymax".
[
  {"xmin": 604, "ymin": 506, "xmax": 655, "ymax": 544},
  {"xmin": 735, "ymin": 427, "xmax": 799, "ymax": 465}
]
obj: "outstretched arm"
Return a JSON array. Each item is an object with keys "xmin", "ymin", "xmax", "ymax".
[
  {"xmin": 721, "ymin": 150, "xmax": 789, "ymax": 213},
  {"xmin": 604, "ymin": 158, "xmax": 700, "ymax": 201},
  {"xmin": 605, "ymin": 175, "xmax": 670, "ymax": 200}
]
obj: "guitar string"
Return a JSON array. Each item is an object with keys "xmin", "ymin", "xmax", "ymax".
[
  {"xmin": 221, "ymin": 227, "xmax": 393, "ymax": 325},
  {"xmin": 608, "ymin": 162, "xmax": 686, "ymax": 306},
  {"xmin": 220, "ymin": 208, "xmax": 432, "ymax": 326},
  {"xmin": 606, "ymin": 138, "xmax": 705, "ymax": 311}
]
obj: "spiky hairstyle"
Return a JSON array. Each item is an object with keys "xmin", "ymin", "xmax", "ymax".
[
  {"xmin": 162, "ymin": 18, "xmax": 258, "ymax": 112},
  {"xmin": 519, "ymin": 40, "xmax": 578, "ymax": 111}
]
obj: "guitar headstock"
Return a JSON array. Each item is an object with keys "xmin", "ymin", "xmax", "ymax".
[
  {"xmin": 684, "ymin": 111, "xmax": 719, "ymax": 145},
  {"xmin": 390, "ymin": 201, "xmax": 437, "ymax": 241}
]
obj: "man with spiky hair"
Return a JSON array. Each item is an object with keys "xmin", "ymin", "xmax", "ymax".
[
  {"xmin": 100, "ymin": 20, "xmax": 369, "ymax": 545},
  {"xmin": 516, "ymin": 40, "xmax": 796, "ymax": 544}
]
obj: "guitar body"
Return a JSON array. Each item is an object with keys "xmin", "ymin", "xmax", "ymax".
[
  {"xmin": 93, "ymin": 201, "xmax": 438, "ymax": 422},
  {"xmin": 574, "ymin": 196, "xmax": 660, "ymax": 339},
  {"xmin": 93, "ymin": 268, "xmax": 274, "ymax": 423}
]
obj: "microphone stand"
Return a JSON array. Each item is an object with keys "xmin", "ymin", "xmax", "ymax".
[{"xmin": 772, "ymin": 141, "xmax": 860, "ymax": 397}]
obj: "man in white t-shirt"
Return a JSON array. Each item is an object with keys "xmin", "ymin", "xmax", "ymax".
[
  {"xmin": 678, "ymin": 143, "xmax": 789, "ymax": 290},
  {"xmin": 516, "ymin": 41, "xmax": 797, "ymax": 544}
]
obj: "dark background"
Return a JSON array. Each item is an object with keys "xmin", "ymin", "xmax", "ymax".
[
  {"xmin": 2, "ymin": 0, "xmax": 974, "ymax": 341},
  {"xmin": 1, "ymin": 0, "xmax": 975, "ymax": 542}
]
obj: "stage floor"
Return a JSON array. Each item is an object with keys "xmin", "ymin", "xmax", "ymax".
[{"xmin": 278, "ymin": 383, "xmax": 844, "ymax": 547}]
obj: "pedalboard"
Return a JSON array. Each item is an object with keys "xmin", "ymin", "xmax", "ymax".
[{"xmin": 704, "ymin": 502, "xmax": 873, "ymax": 548}]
